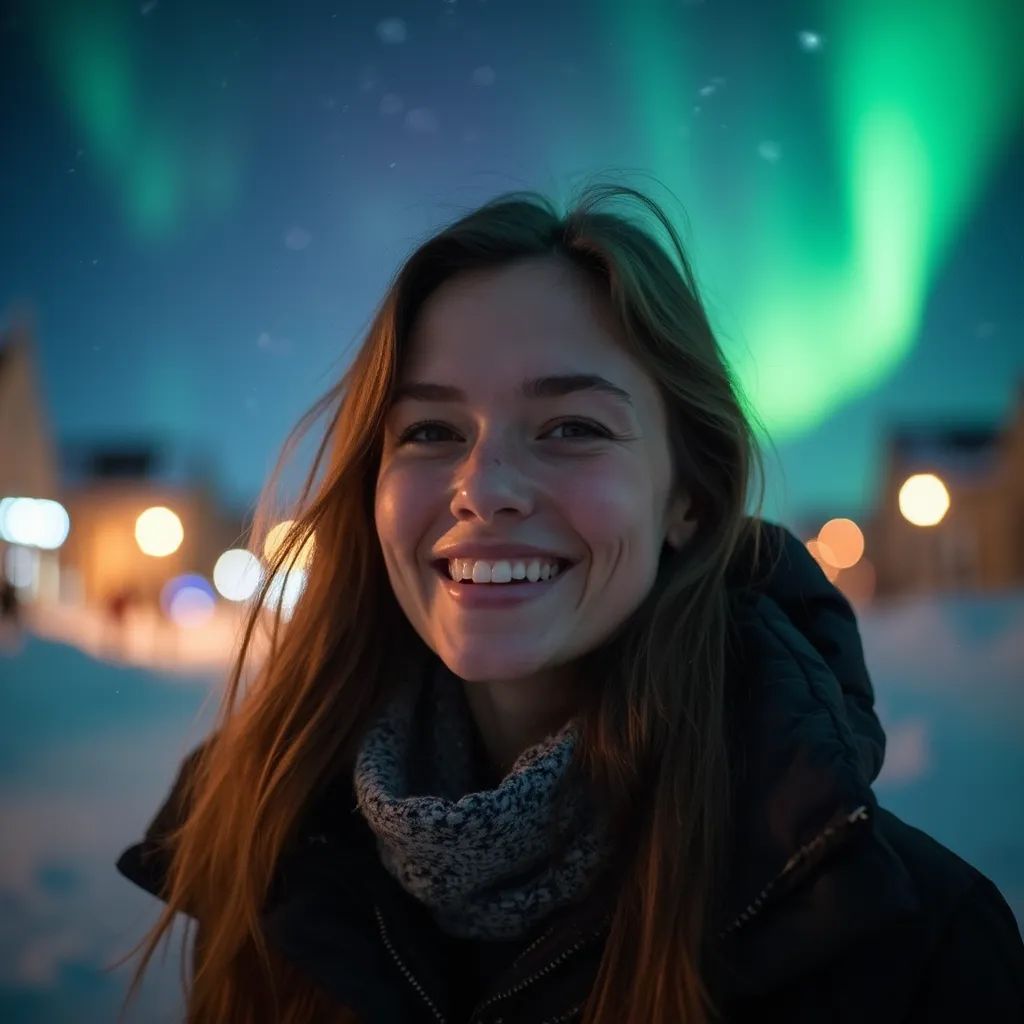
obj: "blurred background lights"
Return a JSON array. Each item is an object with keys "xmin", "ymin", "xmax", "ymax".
[
  {"xmin": 135, "ymin": 506, "xmax": 184, "ymax": 556},
  {"xmin": 0, "ymin": 497, "xmax": 15, "ymax": 537},
  {"xmin": 263, "ymin": 520, "xmax": 315, "ymax": 570},
  {"xmin": 266, "ymin": 567, "xmax": 307, "ymax": 620},
  {"xmin": 898, "ymin": 473, "xmax": 951, "ymax": 526},
  {"xmin": 4, "ymin": 545, "xmax": 39, "ymax": 588},
  {"xmin": 0, "ymin": 497, "xmax": 70, "ymax": 549},
  {"xmin": 213, "ymin": 548, "xmax": 263, "ymax": 602},
  {"xmin": 816, "ymin": 518, "xmax": 865, "ymax": 569},
  {"xmin": 160, "ymin": 573, "xmax": 216, "ymax": 627}
]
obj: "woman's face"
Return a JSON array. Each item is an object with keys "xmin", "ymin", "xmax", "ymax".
[{"xmin": 375, "ymin": 257, "xmax": 692, "ymax": 686}]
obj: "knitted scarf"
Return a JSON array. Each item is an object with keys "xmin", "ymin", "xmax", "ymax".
[{"xmin": 352, "ymin": 659, "xmax": 613, "ymax": 940}]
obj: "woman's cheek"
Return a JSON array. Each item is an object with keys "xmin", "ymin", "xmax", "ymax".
[
  {"xmin": 563, "ymin": 476, "xmax": 647, "ymax": 543},
  {"xmin": 374, "ymin": 465, "xmax": 429, "ymax": 559}
]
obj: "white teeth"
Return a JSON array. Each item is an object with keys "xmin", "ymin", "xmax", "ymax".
[
  {"xmin": 445, "ymin": 557, "xmax": 565, "ymax": 584},
  {"xmin": 490, "ymin": 561, "xmax": 513, "ymax": 583}
]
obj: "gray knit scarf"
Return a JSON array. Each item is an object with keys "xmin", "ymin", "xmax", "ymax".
[{"xmin": 352, "ymin": 659, "xmax": 613, "ymax": 940}]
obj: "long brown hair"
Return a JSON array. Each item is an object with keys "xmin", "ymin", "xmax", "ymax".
[{"xmin": 121, "ymin": 181, "xmax": 771, "ymax": 1023}]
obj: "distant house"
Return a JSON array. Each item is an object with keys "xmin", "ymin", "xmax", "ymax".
[
  {"xmin": 868, "ymin": 383, "xmax": 1024, "ymax": 597},
  {"xmin": 0, "ymin": 323, "xmax": 59, "ymax": 502},
  {"xmin": 58, "ymin": 440, "xmax": 249, "ymax": 608},
  {"xmin": 1, "ymin": 318, "xmax": 250, "ymax": 609},
  {"xmin": 0, "ymin": 322, "xmax": 63, "ymax": 600}
]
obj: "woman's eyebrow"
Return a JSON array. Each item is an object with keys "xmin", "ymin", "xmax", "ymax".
[{"xmin": 391, "ymin": 374, "xmax": 634, "ymax": 407}]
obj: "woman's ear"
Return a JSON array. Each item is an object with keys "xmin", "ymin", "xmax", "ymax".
[{"xmin": 664, "ymin": 493, "xmax": 698, "ymax": 551}]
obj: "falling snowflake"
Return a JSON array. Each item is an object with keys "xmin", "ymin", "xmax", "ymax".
[
  {"xmin": 472, "ymin": 65, "xmax": 496, "ymax": 86},
  {"xmin": 798, "ymin": 30, "xmax": 823, "ymax": 52},
  {"xmin": 140, "ymin": 0, "xmax": 159, "ymax": 14},
  {"xmin": 757, "ymin": 140, "xmax": 781, "ymax": 163},
  {"xmin": 284, "ymin": 227, "xmax": 312, "ymax": 250},
  {"xmin": 405, "ymin": 107, "xmax": 439, "ymax": 133},
  {"xmin": 379, "ymin": 93, "xmax": 404, "ymax": 115},
  {"xmin": 376, "ymin": 17, "xmax": 407, "ymax": 44},
  {"xmin": 257, "ymin": 332, "xmax": 292, "ymax": 355}
]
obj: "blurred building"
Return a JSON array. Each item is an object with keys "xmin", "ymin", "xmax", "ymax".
[
  {"xmin": 867, "ymin": 383, "xmax": 1024, "ymax": 597},
  {"xmin": 58, "ymin": 441, "xmax": 249, "ymax": 608},
  {"xmin": 1, "ymin": 315, "xmax": 252, "ymax": 610},
  {"xmin": 0, "ymin": 322, "xmax": 63, "ymax": 600},
  {"xmin": 0, "ymin": 323, "xmax": 59, "ymax": 502}
]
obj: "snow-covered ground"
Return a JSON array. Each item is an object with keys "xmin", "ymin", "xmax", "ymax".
[{"xmin": 0, "ymin": 591, "xmax": 1021, "ymax": 1023}]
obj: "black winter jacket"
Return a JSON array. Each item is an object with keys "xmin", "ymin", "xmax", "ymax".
[{"xmin": 117, "ymin": 523, "xmax": 1024, "ymax": 1023}]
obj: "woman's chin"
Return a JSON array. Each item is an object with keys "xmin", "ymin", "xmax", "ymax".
[{"xmin": 437, "ymin": 645, "xmax": 549, "ymax": 685}]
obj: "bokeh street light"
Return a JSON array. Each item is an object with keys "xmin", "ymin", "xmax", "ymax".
[
  {"xmin": 160, "ymin": 573, "xmax": 217, "ymax": 627},
  {"xmin": 266, "ymin": 567, "xmax": 307, "ymax": 620},
  {"xmin": 263, "ymin": 519, "xmax": 315, "ymax": 570},
  {"xmin": 135, "ymin": 506, "xmax": 184, "ymax": 557},
  {"xmin": 898, "ymin": 473, "xmax": 950, "ymax": 526},
  {"xmin": 0, "ymin": 497, "xmax": 71, "ymax": 549},
  {"xmin": 213, "ymin": 548, "xmax": 263, "ymax": 602},
  {"xmin": 817, "ymin": 518, "xmax": 865, "ymax": 569}
]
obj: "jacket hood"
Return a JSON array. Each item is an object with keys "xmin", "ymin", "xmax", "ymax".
[{"xmin": 710, "ymin": 521, "xmax": 919, "ymax": 996}]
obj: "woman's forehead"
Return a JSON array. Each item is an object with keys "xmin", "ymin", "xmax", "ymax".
[
  {"xmin": 403, "ymin": 265, "xmax": 637, "ymax": 384},
  {"xmin": 413, "ymin": 259, "xmax": 616, "ymax": 343}
]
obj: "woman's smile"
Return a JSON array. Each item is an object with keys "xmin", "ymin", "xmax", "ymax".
[{"xmin": 432, "ymin": 558, "xmax": 577, "ymax": 609}]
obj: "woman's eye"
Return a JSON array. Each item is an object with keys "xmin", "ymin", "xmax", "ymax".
[
  {"xmin": 544, "ymin": 419, "xmax": 609, "ymax": 440},
  {"xmin": 397, "ymin": 421, "xmax": 458, "ymax": 445}
]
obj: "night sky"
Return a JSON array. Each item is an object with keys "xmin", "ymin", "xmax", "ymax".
[{"xmin": 3, "ymin": 0, "xmax": 1021, "ymax": 523}]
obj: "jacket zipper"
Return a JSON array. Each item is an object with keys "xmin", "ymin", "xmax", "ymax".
[
  {"xmin": 466, "ymin": 923, "xmax": 611, "ymax": 1023},
  {"xmin": 374, "ymin": 905, "xmax": 448, "ymax": 1023},
  {"xmin": 375, "ymin": 804, "xmax": 871, "ymax": 1023},
  {"xmin": 717, "ymin": 804, "xmax": 871, "ymax": 940}
]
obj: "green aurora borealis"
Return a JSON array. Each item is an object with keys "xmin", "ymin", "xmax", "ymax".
[{"xmin": 8, "ymin": 0, "xmax": 1023, "ymax": 514}]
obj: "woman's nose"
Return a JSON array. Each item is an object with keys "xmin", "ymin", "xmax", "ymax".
[{"xmin": 449, "ymin": 447, "xmax": 534, "ymax": 522}]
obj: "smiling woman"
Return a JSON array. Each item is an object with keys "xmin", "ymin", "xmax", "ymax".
[
  {"xmin": 374, "ymin": 257, "xmax": 699, "ymax": 776},
  {"xmin": 115, "ymin": 183, "xmax": 1024, "ymax": 1024}
]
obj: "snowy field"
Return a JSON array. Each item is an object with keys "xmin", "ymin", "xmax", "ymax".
[{"xmin": 0, "ymin": 592, "xmax": 1022, "ymax": 1023}]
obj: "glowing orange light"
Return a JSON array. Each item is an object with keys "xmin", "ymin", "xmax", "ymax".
[{"xmin": 817, "ymin": 518, "xmax": 865, "ymax": 569}]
